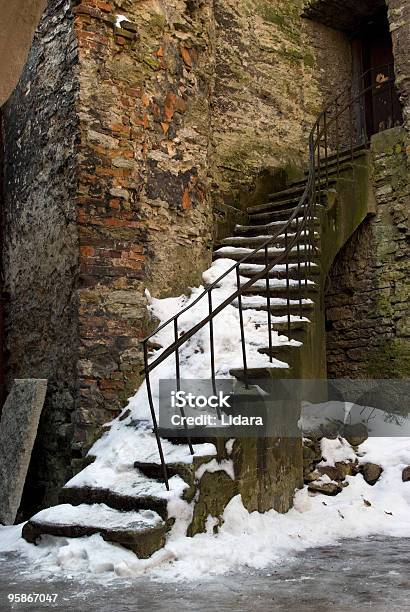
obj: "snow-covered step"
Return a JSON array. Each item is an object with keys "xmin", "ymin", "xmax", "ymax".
[
  {"xmin": 241, "ymin": 277, "xmax": 315, "ymax": 290},
  {"xmin": 214, "ymin": 245, "xmax": 319, "ymax": 265},
  {"xmin": 239, "ymin": 261, "xmax": 320, "ymax": 280},
  {"xmin": 241, "ymin": 283, "xmax": 317, "ymax": 300},
  {"xmin": 233, "ymin": 295, "xmax": 315, "ymax": 315},
  {"xmin": 219, "ymin": 231, "xmax": 319, "ymax": 250},
  {"xmin": 22, "ymin": 503, "xmax": 167, "ymax": 558},
  {"xmin": 134, "ymin": 454, "xmax": 216, "ymax": 485}
]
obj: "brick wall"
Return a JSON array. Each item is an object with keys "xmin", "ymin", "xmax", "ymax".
[{"xmin": 72, "ymin": 0, "xmax": 215, "ymax": 451}]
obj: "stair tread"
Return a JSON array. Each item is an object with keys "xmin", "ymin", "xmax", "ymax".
[
  {"xmin": 248, "ymin": 208, "xmax": 323, "ymax": 222},
  {"xmin": 261, "ymin": 179, "xmax": 337, "ymax": 206},
  {"xmin": 25, "ymin": 502, "xmax": 164, "ymax": 531},
  {"xmin": 22, "ymin": 503, "xmax": 167, "ymax": 558},
  {"xmin": 220, "ymin": 231, "xmax": 318, "ymax": 248},
  {"xmin": 235, "ymin": 217, "xmax": 320, "ymax": 235}
]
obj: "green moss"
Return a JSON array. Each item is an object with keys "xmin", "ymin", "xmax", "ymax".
[
  {"xmin": 142, "ymin": 54, "xmax": 161, "ymax": 70},
  {"xmin": 303, "ymin": 52, "xmax": 315, "ymax": 68},
  {"xmin": 366, "ymin": 339, "xmax": 410, "ymax": 379},
  {"xmin": 256, "ymin": 1, "xmax": 286, "ymax": 26},
  {"xmin": 149, "ymin": 13, "xmax": 166, "ymax": 32}
]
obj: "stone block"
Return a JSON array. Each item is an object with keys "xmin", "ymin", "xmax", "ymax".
[{"xmin": 0, "ymin": 379, "xmax": 47, "ymax": 525}]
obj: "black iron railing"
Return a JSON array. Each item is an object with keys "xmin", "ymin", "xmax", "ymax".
[{"xmin": 141, "ymin": 67, "xmax": 400, "ymax": 489}]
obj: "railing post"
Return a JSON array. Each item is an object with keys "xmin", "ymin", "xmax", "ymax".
[
  {"xmin": 143, "ymin": 341, "xmax": 169, "ymax": 490},
  {"xmin": 208, "ymin": 290, "xmax": 222, "ymax": 419},
  {"xmin": 316, "ymin": 121, "xmax": 321, "ymax": 201},
  {"xmin": 174, "ymin": 318, "xmax": 194, "ymax": 455},
  {"xmin": 236, "ymin": 267, "xmax": 249, "ymax": 388},
  {"xmin": 284, "ymin": 228, "xmax": 291, "ymax": 337},
  {"xmin": 265, "ymin": 245, "xmax": 273, "ymax": 363},
  {"xmin": 335, "ymin": 100, "xmax": 340, "ymax": 177},
  {"xmin": 323, "ymin": 110, "xmax": 329, "ymax": 191},
  {"xmin": 296, "ymin": 215, "xmax": 303, "ymax": 320}
]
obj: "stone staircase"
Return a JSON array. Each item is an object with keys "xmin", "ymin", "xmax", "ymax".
[{"xmin": 22, "ymin": 145, "xmax": 372, "ymax": 558}]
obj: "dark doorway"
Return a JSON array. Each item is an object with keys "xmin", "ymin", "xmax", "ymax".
[{"xmin": 353, "ymin": 10, "xmax": 403, "ymax": 137}]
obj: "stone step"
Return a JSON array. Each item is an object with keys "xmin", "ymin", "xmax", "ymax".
[
  {"xmin": 258, "ymin": 343, "xmax": 303, "ymax": 361},
  {"xmin": 230, "ymin": 366, "xmax": 292, "ymax": 386},
  {"xmin": 290, "ymin": 154, "xmax": 368, "ymax": 189},
  {"xmin": 233, "ymin": 296, "xmax": 315, "ymax": 316},
  {"xmin": 219, "ymin": 231, "xmax": 319, "ymax": 250},
  {"xmin": 214, "ymin": 245, "xmax": 319, "ymax": 265},
  {"xmin": 259, "ymin": 180, "xmax": 337, "ymax": 208},
  {"xmin": 239, "ymin": 261, "xmax": 320, "ymax": 279},
  {"xmin": 22, "ymin": 503, "xmax": 167, "ymax": 558},
  {"xmin": 248, "ymin": 205, "xmax": 324, "ymax": 225},
  {"xmin": 134, "ymin": 455, "xmax": 214, "ymax": 485},
  {"xmin": 248, "ymin": 187, "xmax": 330, "ymax": 214},
  {"xmin": 235, "ymin": 217, "xmax": 320, "ymax": 237},
  {"xmin": 241, "ymin": 280, "xmax": 318, "ymax": 298},
  {"xmin": 60, "ymin": 485, "xmax": 169, "ymax": 521}
]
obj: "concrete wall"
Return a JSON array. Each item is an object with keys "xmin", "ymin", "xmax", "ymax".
[{"xmin": 2, "ymin": 0, "xmax": 79, "ymax": 515}]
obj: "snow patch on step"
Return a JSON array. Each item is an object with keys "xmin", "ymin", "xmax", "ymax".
[
  {"xmin": 195, "ymin": 459, "xmax": 235, "ymax": 481},
  {"xmin": 65, "ymin": 461, "xmax": 189, "ymax": 501},
  {"xmin": 30, "ymin": 503, "xmax": 163, "ymax": 531},
  {"xmin": 238, "ymin": 296, "xmax": 314, "ymax": 307},
  {"xmin": 242, "ymin": 278, "xmax": 315, "ymax": 289}
]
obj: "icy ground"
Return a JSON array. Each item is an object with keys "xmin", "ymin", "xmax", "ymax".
[{"xmin": 1, "ymin": 537, "xmax": 410, "ymax": 611}]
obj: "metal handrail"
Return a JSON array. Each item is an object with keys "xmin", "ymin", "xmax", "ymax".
[{"xmin": 141, "ymin": 67, "xmax": 400, "ymax": 489}]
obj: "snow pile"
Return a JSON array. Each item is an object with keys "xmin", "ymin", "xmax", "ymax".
[
  {"xmin": 62, "ymin": 258, "xmax": 297, "ymax": 503},
  {"xmin": 1, "ymin": 437, "xmax": 409, "ymax": 582},
  {"xmin": 319, "ymin": 437, "xmax": 357, "ymax": 467},
  {"xmin": 50, "ymin": 257, "xmax": 299, "ymax": 511}
]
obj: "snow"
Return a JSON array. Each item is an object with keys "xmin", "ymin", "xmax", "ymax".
[
  {"xmin": 51, "ymin": 256, "xmax": 307, "ymax": 518},
  {"xmin": 30, "ymin": 504, "xmax": 163, "ymax": 531},
  {"xmin": 115, "ymin": 14, "xmax": 131, "ymax": 28},
  {"xmin": 195, "ymin": 459, "xmax": 235, "ymax": 481},
  {"xmin": 65, "ymin": 462, "xmax": 190, "ymax": 501},
  {"xmin": 319, "ymin": 437, "xmax": 357, "ymax": 467},
  {"xmin": 2, "ymin": 436, "xmax": 409, "ymax": 582}
]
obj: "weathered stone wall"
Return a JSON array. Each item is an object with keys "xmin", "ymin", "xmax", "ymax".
[
  {"xmin": 303, "ymin": 20, "xmax": 352, "ymax": 112},
  {"xmin": 72, "ymin": 0, "xmax": 331, "ymax": 449},
  {"xmin": 325, "ymin": 128, "xmax": 410, "ymax": 378},
  {"xmin": 2, "ymin": 0, "xmax": 80, "ymax": 514},
  {"xmin": 72, "ymin": 0, "xmax": 215, "ymax": 451},
  {"xmin": 211, "ymin": 0, "xmax": 321, "ymax": 235},
  {"xmin": 387, "ymin": 0, "xmax": 410, "ymax": 138}
]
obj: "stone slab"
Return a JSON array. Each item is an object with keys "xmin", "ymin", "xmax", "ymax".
[
  {"xmin": 22, "ymin": 503, "xmax": 167, "ymax": 558},
  {"xmin": 0, "ymin": 379, "xmax": 47, "ymax": 525}
]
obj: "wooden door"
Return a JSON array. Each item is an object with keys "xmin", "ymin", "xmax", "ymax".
[{"xmin": 361, "ymin": 22, "xmax": 402, "ymax": 136}]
